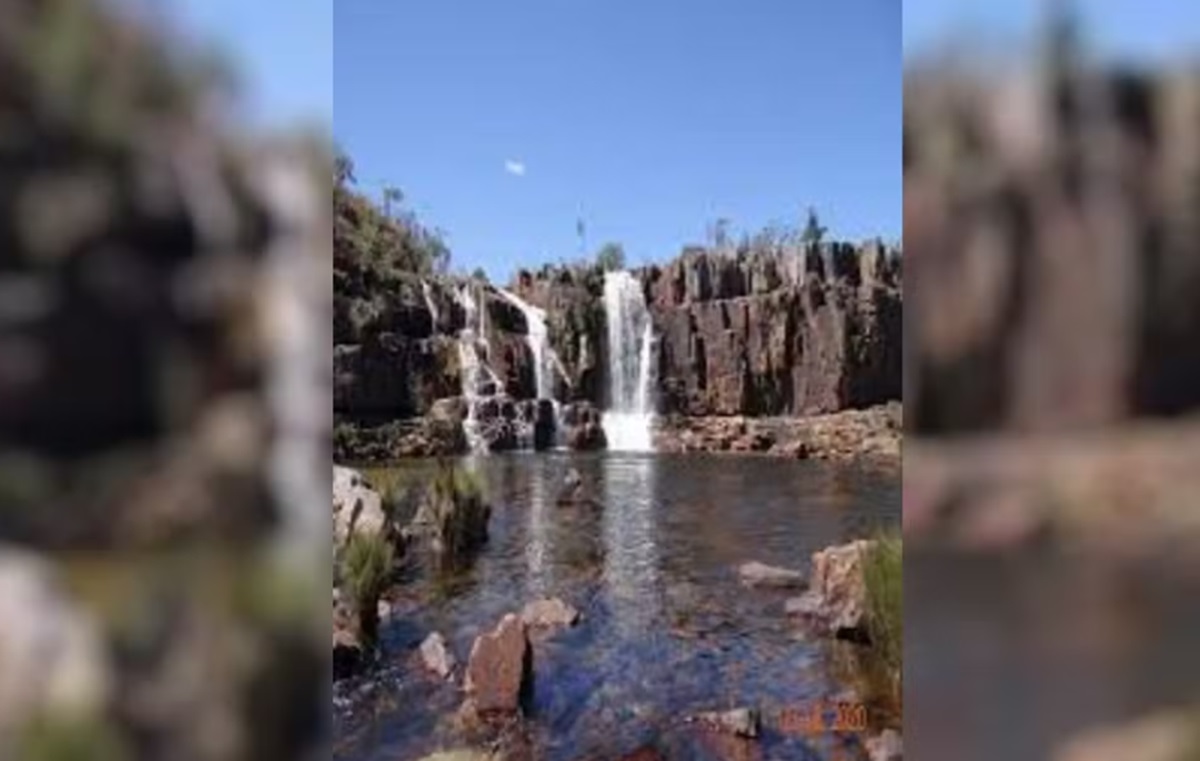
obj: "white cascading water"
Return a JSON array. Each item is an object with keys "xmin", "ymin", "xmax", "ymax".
[
  {"xmin": 498, "ymin": 288, "xmax": 568, "ymax": 443},
  {"xmin": 454, "ymin": 283, "xmax": 491, "ymax": 453},
  {"xmin": 498, "ymin": 289, "xmax": 565, "ymax": 400},
  {"xmin": 421, "ymin": 280, "xmax": 440, "ymax": 329},
  {"xmin": 602, "ymin": 271, "xmax": 655, "ymax": 451}
]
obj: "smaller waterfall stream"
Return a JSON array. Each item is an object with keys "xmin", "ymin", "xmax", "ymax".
[
  {"xmin": 453, "ymin": 283, "xmax": 498, "ymax": 453},
  {"xmin": 498, "ymin": 288, "xmax": 568, "ymax": 445},
  {"xmin": 602, "ymin": 271, "xmax": 655, "ymax": 452}
]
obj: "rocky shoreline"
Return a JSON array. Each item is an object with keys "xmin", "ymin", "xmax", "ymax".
[
  {"xmin": 334, "ymin": 402, "xmax": 902, "ymax": 465},
  {"xmin": 655, "ymin": 403, "xmax": 902, "ymax": 462}
]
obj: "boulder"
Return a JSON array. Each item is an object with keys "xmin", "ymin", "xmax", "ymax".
[
  {"xmin": 786, "ymin": 540, "xmax": 874, "ymax": 639},
  {"xmin": 332, "ymin": 465, "xmax": 389, "ymax": 552},
  {"xmin": 463, "ymin": 614, "xmax": 532, "ymax": 717},
  {"xmin": 738, "ymin": 561, "xmax": 805, "ymax": 589},
  {"xmin": 520, "ymin": 598, "xmax": 580, "ymax": 629}
]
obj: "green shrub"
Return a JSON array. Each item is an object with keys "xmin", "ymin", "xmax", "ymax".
[
  {"xmin": 863, "ymin": 531, "xmax": 902, "ymax": 682},
  {"xmin": 340, "ymin": 531, "xmax": 394, "ymax": 618}
]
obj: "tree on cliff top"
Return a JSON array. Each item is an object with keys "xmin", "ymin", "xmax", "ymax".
[
  {"xmin": 334, "ymin": 146, "xmax": 449, "ymax": 276},
  {"xmin": 595, "ymin": 242, "xmax": 626, "ymax": 272},
  {"xmin": 800, "ymin": 206, "xmax": 828, "ymax": 246}
]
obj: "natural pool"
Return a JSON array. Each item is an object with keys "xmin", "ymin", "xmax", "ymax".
[{"xmin": 334, "ymin": 451, "xmax": 899, "ymax": 761}]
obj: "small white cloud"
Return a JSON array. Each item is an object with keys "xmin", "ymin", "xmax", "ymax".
[{"xmin": 504, "ymin": 159, "xmax": 526, "ymax": 177}]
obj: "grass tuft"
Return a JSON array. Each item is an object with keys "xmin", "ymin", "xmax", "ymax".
[
  {"xmin": 340, "ymin": 530, "xmax": 395, "ymax": 617},
  {"xmin": 863, "ymin": 529, "xmax": 903, "ymax": 693}
]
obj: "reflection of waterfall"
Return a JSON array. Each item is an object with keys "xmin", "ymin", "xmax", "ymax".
[
  {"xmin": 524, "ymin": 459, "xmax": 551, "ymax": 599},
  {"xmin": 601, "ymin": 455, "xmax": 660, "ymax": 634},
  {"xmin": 498, "ymin": 288, "xmax": 568, "ymax": 444},
  {"xmin": 602, "ymin": 272, "xmax": 655, "ymax": 451}
]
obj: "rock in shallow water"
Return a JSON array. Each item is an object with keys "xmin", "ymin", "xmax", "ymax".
[
  {"xmin": 737, "ymin": 561, "xmax": 805, "ymax": 589},
  {"xmin": 689, "ymin": 706, "xmax": 762, "ymax": 738},
  {"xmin": 520, "ymin": 597, "xmax": 580, "ymax": 629},
  {"xmin": 865, "ymin": 729, "xmax": 903, "ymax": 761},
  {"xmin": 463, "ymin": 613, "xmax": 532, "ymax": 717},
  {"xmin": 786, "ymin": 540, "xmax": 874, "ymax": 638},
  {"xmin": 419, "ymin": 631, "xmax": 456, "ymax": 679}
]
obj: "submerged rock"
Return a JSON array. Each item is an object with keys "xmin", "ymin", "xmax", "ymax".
[
  {"xmin": 688, "ymin": 706, "xmax": 762, "ymax": 738},
  {"xmin": 520, "ymin": 597, "xmax": 580, "ymax": 629},
  {"xmin": 463, "ymin": 614, "xmax": 532, "ymax": 717},
  {"xmin": 865, "ymin": 729, "xmax": 904, "ymax": 761},
  {"xmin": 738, "ymin": 561, "xmax": 805, "ymax": 589},
  {"xmin": 419, "ymin": 632, "xmax": 456, "ymax": 680},
  {"xmin": 555, "ymin": 468, "xmax": 588, "ymax": 506}
]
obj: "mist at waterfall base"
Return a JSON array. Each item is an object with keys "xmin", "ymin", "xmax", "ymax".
[
  {"xmin": 334, "ymin": 453, "xmax": 899, "ymax": 761},
  {"xmin": 602, "ymin": 271, "xmax": 656, "ymax": 453}
]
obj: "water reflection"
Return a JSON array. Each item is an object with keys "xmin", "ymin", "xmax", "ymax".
[
  {"xmin": 907, "ymin": 549, "xmax": 1200, "ymax": 761},
  {"xmin": 339, "ymin": 453, "xmax": 899, "ymax": 761},
  {"xmin": 525, "ymin": 456, "xmax": 552, "ymax": 599},
  {"xmin": 601, "ymin": 453, "xmax": 661, "ymax": 635}
]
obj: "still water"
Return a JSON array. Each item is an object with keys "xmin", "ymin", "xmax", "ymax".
[
  {"xmin": 334, "ymin": 452, "xmax": 898, "ymax": 761},
  {"xmin": 906, "ymin": 547, "xmax": 1200, "ymax": 761}
]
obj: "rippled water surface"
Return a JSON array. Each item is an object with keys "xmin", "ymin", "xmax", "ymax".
[
  {"xmin": 906, "ymin": 548, "xmax": 1200, "ymax": 761},
  {"xmin": 334, "ymin": 452, "xmax": 899, "ymax": 761}
]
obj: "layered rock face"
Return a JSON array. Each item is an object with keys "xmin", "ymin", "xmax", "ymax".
[
  {"xmin": 334, "ymin": 242, "xmax": 901, "ymax": 458},
  {"xmin": 905, "ymin": 58, "xmax": 1200, "ymax": 437},
  {"xmin": 644, "ymin": 243, "xmax": 902, "ymax": 417}
]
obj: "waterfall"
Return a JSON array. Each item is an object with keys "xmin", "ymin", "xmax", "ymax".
[
  {"xmin": 498, "ymin": 288, "xmax": 567, "ymax": 445},
  {"xmin": 454, "ymin": 283, "xmax": 493, "ymax": 453},
  {"xmin": 602, "ymin": 271, "xmax": 655, "ymax": 452},
  {"xmin": 421, "ymin": 280, "xmax": 440, "ymax": 329},
  {"xmin": 497, "ymin": 289, "xmax": 565, "ymax": 401}
]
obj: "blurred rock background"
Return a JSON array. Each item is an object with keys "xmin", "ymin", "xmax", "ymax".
[
  {"xmin": 0, "ymin": 0, "xmax": 330, "ymax": 759},
  {"xmin": 904, "ymin": 2, "xmax": 1200, "ymax": 760}
]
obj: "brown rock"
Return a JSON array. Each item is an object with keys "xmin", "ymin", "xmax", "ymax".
[
  {"xmin": 787, "ymin": 540, "xmax": 874, "ymax": 637},
  {"xmin": 463, "ymin": 614, "xmax": 532, "ymax": 716}
]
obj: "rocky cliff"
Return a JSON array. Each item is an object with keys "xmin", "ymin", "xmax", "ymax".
[{"xmin": 333, "ymin": 241, "xmax": 901, "ymax": 458}]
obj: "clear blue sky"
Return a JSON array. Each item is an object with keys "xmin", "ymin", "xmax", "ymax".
[
  {"xmin": 905, "ymin": 0, "xmax": 1200, "ymax": 62},
  {"xmin": 164, "ymin": 0, "xmax": 332, "ymax": 128},
  {"xmin": 336, "ymin": 0, "xmax": 900, "ymax": 281}
]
